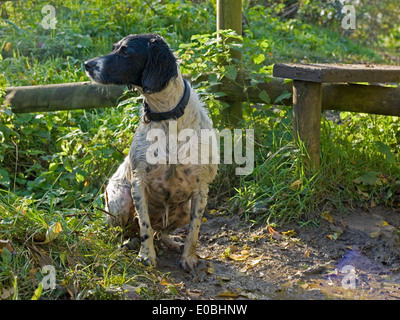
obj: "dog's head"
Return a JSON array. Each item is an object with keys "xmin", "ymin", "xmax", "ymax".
[{"xmin": 84, "ymin": 34, "xmax": 178, "ymax": 93}]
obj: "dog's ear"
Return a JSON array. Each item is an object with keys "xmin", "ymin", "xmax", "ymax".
[{"xmin": 142, "ymin": 36, "xmax": 178, "ymax": 93}]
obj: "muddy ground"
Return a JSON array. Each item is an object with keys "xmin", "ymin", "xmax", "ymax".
[{"xmin": 156, "ymin": 204, "xmax": 400, "ymax": 300}]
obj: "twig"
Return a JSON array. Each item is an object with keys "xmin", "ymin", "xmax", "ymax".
[
  {"xmin": 143, "ymin": 0, "xmax": 158, "ymax": 15},
  {"xmin": 80, "ymin": 203, "xmax": 93, "ymax": 221},
  {"xmin": 95, "ymin": 206, "xmax": 117, "ymax": 219},
  {"xmin": 69, "ymin": 205, "xmax": 93, "ymax": 234},
  {"xmin": 11, "ymin": 140, "xmax": 17, "ymax": 192},
  {"xmin": 110, "ymin": 144, "xmax": 126, "ymax": 157}
]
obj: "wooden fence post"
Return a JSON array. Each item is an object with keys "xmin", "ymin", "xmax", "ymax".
[
  {"xmin": 292, "ymin": 80, "xmax": 322, "ymax": 169},
  {"xmin": 217, "ymin": 0, "xmax": 243, "ymax": 127}
]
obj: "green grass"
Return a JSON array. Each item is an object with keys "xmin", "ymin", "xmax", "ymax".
[
  {"xmin": 1, "ymin": 0, "xmax": 400, "ymax": 300},
  {"xmin": 0, "ymin": 189, "xmax": 175, "ymax": 300}
]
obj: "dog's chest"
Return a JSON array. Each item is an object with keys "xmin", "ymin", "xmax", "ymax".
[{"xmin": 145, "ymin": 164, "xmax": 200, "ymax": 206}]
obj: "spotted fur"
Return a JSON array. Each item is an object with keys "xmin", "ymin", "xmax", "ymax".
[{"xmin": 85, "ymin": 34, "xmax": 218, "ymax": 271}]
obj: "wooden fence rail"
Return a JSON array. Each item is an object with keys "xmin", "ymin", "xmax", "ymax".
[{"xmin": 4, "ymin": 74, "xmax": 400, "ymax": 116}]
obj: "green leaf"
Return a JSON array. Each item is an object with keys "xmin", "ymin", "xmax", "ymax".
[
  {"xmin": 49, "ymin": 162, "xmax": 58, "ymax": 172},
  {"xmin": 76, "ymin": 173, "xmax": 85, "ymax": 183},
  {"xmin": 0, "ymin": 168, "xmax": 10, "ymax": 187},
  {"xmin": 375, "ymin": 141, "xmax": 396, "ymax": 165},
  {"xmin": 224, "ymin": 65, "xmax": 238, "ymax": 81},
  {"xmin": 63, "ymin": 159, "xmax": 72, "ymax": 172},
  {"xmin": 354, "ymin": 171, "xmax": 382, "ymax": 186},
  {"xmin": 259, "ymin": 90, "xmax": 271, "ymax": 104},
  {"xmin": 274, "ymin": 91, "xmax": 292, "ymax": 104},
  {"xmin": 1, "ymin": 247, "xmax": 12, "ymax": 264},
  {"xmin": 31, "ymin": 283, "xmax": 43, "ymax": 300},
  {"xmin": 253, "ymin": 53, "xmax": 265, "ymax": 64}
]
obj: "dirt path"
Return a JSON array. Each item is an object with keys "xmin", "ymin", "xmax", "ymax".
[{"xmin": 157, "ymin": 205, "xmax": 400, "ymax": 300}]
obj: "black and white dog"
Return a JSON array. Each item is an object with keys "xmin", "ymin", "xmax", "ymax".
[{"xmin": 85, "ymin": 34, "xmax": 218, "ymax": 271}]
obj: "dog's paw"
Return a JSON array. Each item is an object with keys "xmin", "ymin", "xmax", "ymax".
[
  {"xmin": 179, "ymin": 254, "xmax": 198, "ymax": 272},
  {"xmin": 137, "ymin": 247, "xmax": 157, "ymax": 267}
]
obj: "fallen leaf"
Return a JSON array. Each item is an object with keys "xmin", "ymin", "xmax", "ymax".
[
  {"xmin": 248, "ymin": 254, "xmax": 263, "ymax": 267},
  {"xmin": 216, "ymin": 275, "xmax": 231, "ymax": 282},
  {"xmin": 4, "ymin": 42, "xmax": 12, "ymax": 51},
  {"xmin": 299, "ymin": 282, "xmax": 309, "ymax": 289},
  {"xmin": 222, "ymin": 246, "xmax": 238, "ymax": 260},
  {"xmin": 0, "ymin": 240, "xmax": 14, "ymax": 254},
  {"xmin": 239, "ymin": 265, "xmax": 248, "ymax": 273},
  {"xmin": 267, "ymin": 225, "xmax": 282, "ymax": 240},
  {"xmin": 206, "ymin": 265, "xmax": 215, "ymax": 275},
  {"xmin": 228, "ymin": 252, "xmax": 249, "ymax": 261},
  {"xmin": 238, "ymin": 291, "xmax": 258, "ymax": 299},
  {"xmin": 217, "ymin": 290, "xmax": 239, "ymax": 298},
  {"xmin": 290, "ymin": 179, "xmax": 302, "ymax": 190},
  {"xmin": 35, "ymin": 222, "xmax": 62, "ymax": 244},
  {"xmin": 376, "ymin": 220, "xmax": 389, "ymax": 227},
  {"xmin": 279, "ymin": 241, "xmax": 289, "ymax": 250},
  {"xmin": 321, "ymin": 212, "xmax": 334, "ymax": 223},
  {"xmin": 0, "ymin": 286, "xmax": 14, "ymax": 299},
  {"xmin": 370, "ymin": 231, "xmax": 381, "ymax": 238},
  {"xmin": 282, "ymin": 229, "xmax": 296, "ymax": 237},
  {"xmin": 327, "ymin": 233, "xmax": 340, "ymax": 241},
  {"xmin": 198, "ymin": 253, "xmax": 213, "ymax": 260}
]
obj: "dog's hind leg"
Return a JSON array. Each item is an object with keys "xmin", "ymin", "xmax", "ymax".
[
  {"xmin": 159, "ymin": 233, "xmax": 184, "ymax": 253},
  {"xmin": 132, "ymin": 177, "xmax": 157, "ymax": 266},
  {"xmin": 105, "ymin": 159, "xmax": 136, "ymax": 237},
  {"xmin": 180, "ymin": 186, "xmax": 208, "ymax": 271}
]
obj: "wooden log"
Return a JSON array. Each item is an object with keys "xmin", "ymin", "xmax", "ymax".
[
  {"xmin": 4, "ymin": 78, "xmax": 400, "ymax": 117},
  {"xmin": 292, "ymin": 80, "xmax": 322, "ymax": 169},
  {"xmin": 4, "ymin": 82, "xmax": 125, "ymax": 113}
]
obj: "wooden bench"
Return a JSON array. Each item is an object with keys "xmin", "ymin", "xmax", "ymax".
[{"xmin": 273, "ymin": 63, "xmax": 400, "ymax": 169}]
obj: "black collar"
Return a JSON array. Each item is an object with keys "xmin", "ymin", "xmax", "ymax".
[{"xmin": 143, "ymin": 79, "xmax": 190, "ymax": 123}]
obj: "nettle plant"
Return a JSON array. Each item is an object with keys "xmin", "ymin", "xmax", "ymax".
[{"xmin": 177, "ymin": 30, "xmax": 277, "ymax": 125}]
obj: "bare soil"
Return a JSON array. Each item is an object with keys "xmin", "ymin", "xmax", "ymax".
[{"xmin": 156, "ymin": 205, "xmax": 400, "ymax": 300}]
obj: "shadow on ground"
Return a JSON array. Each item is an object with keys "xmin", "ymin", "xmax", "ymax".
[{"xmin": 157, "ymin": 205, "xmax": 400, "ymax": 300}]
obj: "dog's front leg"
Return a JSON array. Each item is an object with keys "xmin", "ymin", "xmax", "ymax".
[
  {"xmin": 132, "ymin": 178, "xmax": 156, "ymax": 266},
  {"xmin": 180, "ymin": 186, "xmax": 208, "ymax": 271}
]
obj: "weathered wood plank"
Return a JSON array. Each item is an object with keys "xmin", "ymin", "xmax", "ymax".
[
  {"xmin": 322, "ymin": 83, "xmax": 400, "ymax": 116},
  {"xmin": 4, "ymin": 78, "xmax": 400, "ymax": 116},
  {"xmin": 4, "ymin": 82, "xmax": 125, "ymax": 113},
  {"xmin": 292, "ymin": 80, "xmax": 322, "ymax": 169},
  {"xmin": 273, "ymin": 63, "xmax": 400, "ymax": 83}
]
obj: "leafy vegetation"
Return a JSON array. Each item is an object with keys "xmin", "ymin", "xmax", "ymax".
[{"xmin": 0, "ymin": 0, "xmax": 400, "ymax": 299}]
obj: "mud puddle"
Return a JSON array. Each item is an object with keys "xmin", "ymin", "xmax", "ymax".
[{"xmin": 157, "ymin": 205, "xmax": 400, "ymax": 300}]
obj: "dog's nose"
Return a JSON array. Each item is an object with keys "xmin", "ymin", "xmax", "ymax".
[{"xmin": 84, "ymin": 59, "xmax": 96, "ymax": 71}]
